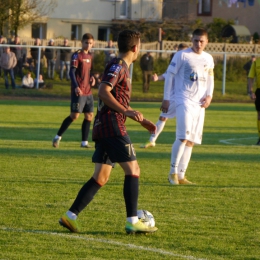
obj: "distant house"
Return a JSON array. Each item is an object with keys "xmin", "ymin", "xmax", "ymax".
[
  {"xmin": 16, "ymin": 0, "xmax": 163, "ymax": 41},
  {"xmin": 163, "ymin": 0, "xmax": 259, "ymax": 39}
]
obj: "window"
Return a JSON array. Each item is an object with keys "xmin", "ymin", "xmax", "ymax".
[
  {"xmin": 71, "ymin": 25, "xmax": 82, "ymax": 40},
  {"xmin": 119, "ymin": 0, "xmax": 128, "ymax": 18},
  {"xmin": 98, "ymin": 27, "xmax": 111, "ymax": 41},
  {"xmin": 197, "ymin": 0, "xmax": 212, "ymax": 16},
  {"xmin": 31, "ymin": 23, "xmax": 47, "ymax": 39}
]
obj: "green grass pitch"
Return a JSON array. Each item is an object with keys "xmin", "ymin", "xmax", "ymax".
[{"xmin": 0, "ymin": 99, "xmax": 259, "ymax": 260}]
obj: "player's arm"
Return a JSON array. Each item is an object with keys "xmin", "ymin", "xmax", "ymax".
[
  {"xmin": 127, "ymin": 106, "xmax": 156, "ymax": 134},
  {"xmin": 98, "ymin": 83, "xmax": 143, "ymax": 122},
  {"xmin": 201, "ymin": 66, "xmax": 214, "ymax": 108},
  {"xmin": 160, "ymin": 71, "xmax": 174, "ymax": 113},
  {"xmin": 69, "ymin": 67, "xmax": 81, "ymax": 96}
]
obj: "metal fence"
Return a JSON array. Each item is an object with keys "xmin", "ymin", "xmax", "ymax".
[{"xmin": 0, "ymin": 43, "xmax": 256, "ymax": 92}]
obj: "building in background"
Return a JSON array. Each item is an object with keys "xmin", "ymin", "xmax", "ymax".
[
  {"xmin": 17, "ymin": 0, "xmax": 163, "ymax": 41},
  {"xmin": 162, "ymin": 0, "xmax": 260, "ymax": 38}
]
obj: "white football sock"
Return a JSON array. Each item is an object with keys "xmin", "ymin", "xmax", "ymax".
[
  {"xmin": 169, "ymin": 139, "xmax": 186, "ymax": 174},
  {"xmin": 55, "ymin": 135, "xmax": 61, "ymax": 140},
  {"xmin": 127, "ymin": 216, "xmax": 138, "ymax": 224},
  {"xmin": 150, "ymin": 120, "xmax": 166, "ymax": 143},
  {"xmin": 66, "ymin": 210, "xmax": 77, "ymax": 220},
  {"xmin": 178, "ymin": 146, "xmax": 193, "ymax": 180}
]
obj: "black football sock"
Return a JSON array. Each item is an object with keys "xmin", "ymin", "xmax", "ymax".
[
  {"xmin": 69, "ymin": 177, "xmax": 101, "ymax": 215},
  {"xmin": 57, "ymin": 116, "xmax": 73, "ymax": 136},
  {"xmin": 82, "ymin": 119, "xmax": 91, "ymax": 141},
  {"xmin": 124, "ymin": 175, "xmax": 139, "ymax": 217}
]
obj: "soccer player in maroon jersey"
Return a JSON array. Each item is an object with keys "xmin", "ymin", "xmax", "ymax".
[
  {"xmin": 52, "ymin": 33, "xmax": 96, "ymax": 148},
  {"xmin": 59, "ymin": 30, "xmax": 158, "ymax": 234}
]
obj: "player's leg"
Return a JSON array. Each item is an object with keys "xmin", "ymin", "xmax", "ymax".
[
  {"xmin": 52, "ymin": 112, "xmax": 79, "ymax": 147},
  {"xmin": 177, "ymin": 106, "xmax": 205, "ymax": 184},
  {"xmin": 178, "ymin": 141, "xmax": 194, "ymax": 184},
  {"xmin": 150, "ymin": 116, "xmax": 167, "ymax": 142},
  {"xmin": 119, "ymin": 162, "xmax": 158, "ymax": 233},
  {"xmin": 168, "ymin": 104, "xmax": 191, "ymax": 185},
  {"xmin": 140, "ymin": 117, "xmax": 167, "ymax": 148},
  {"xmin": 102, "ymin": 135, "xmax": 157, "ymax": 233},
  {"xmin": 59, "ymin": 139, "xmax": 114, "ymax": 232},
  {"xmin": 53, "ymin": 94, "xmax": 85, "ymax": 147},
  {"xmin": 140, "ymin": 101, "xmax": 176, "ymax": 148},
  {"xmin": 59, "ymin": 163, "xmax": 112, "ymax": 232},
  {"xmin": 81, "ymin": 95, "xmax": 94, "ymax": 148}
]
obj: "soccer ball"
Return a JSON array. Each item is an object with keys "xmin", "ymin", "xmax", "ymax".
[{"xmin": 137, "ymin": 209, "xmax": 155, "ymax": 228}]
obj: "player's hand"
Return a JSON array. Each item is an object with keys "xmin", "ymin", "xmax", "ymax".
[
  {"xmin": 152, "ymin": 73, "xmax": 158, "ymax": 82},
  {"xmin": 140, "ymin": 118, "xmax": 156, "ymax": 134},
  {"xmin": 160, "ymin": 100, "xmax": 170, "ymax": 113},
  {"xmin": 75, "ymin": 87, "xmax": 82, "ymax": 96},
  {"xmin": 201, "ymin": 95, "xmax": 212, "ymax": 108},
  {"xmin": 90, "ymin": 76, "xmax": 96, "ymax": 87},
  {"xmin": 124, "ymin": 110, "xmax": 143, "ymax": 122}
]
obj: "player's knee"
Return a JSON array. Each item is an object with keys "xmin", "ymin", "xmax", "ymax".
[
  {"xmin": 85, "ymin": 113, "xmax": 93, "ymax": 121},
  {"xmin": 133, "ymin": 164, "xmax": 140, "ymax": 177},
  {"xmin": 70, "ymin": 113, "xmax": 79, "ymax": 120}
]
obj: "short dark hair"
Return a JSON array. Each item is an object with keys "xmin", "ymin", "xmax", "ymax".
[
  {"xmin": 192, "ymin": 28, "xmax": 208, "ymax": 38},
  {"xmin": 82, "ymin": 33, "xmax": 94, "ymax": 41},
  {"xmin": 117, "ymin": 30, "xmax": 141, "ymax": 53}
]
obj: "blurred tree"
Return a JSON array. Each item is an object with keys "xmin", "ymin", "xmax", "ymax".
[
  {"xmin": 3, "ymin": 0, "xmax": 57, "ymax": 36},
  {"xmin": 206, "ymin": 18, "xmax": 234, "ymax": 42}
]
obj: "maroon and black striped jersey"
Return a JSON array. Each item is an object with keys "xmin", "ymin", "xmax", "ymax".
[
  {"xmin": 92, "ymin": 58, "xmax": 132, "ymax": 140},
  {"xmin": 70, "ymin": 49, "xmax": 93, "ymax": 96}
]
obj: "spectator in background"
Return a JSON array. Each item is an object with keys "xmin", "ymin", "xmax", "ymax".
[
  {"xmin": 44, "ymin": 39, "xmax": 57, "ymax": 79},
  {"xmin": 104, "ymin": 40, "xmax": 116, "ymax": 66},
  {"xmin": 243, "ymin": 55, "xmax": 256, "ymax": 95},
  {"xmin": 59, "ymin": 38, "xmax": 71, "ymax": 81},
  {"xmin": 140, "ymin": 51, "xmax": 154, "ymax": 93},
  {"xmin": 0, "ymin": 35, "xmax": 5, "ymax": 77},
  {"xmin": 22, "ymin": 71, "xmax": 34, "ymax": 89},
  {"xmin": 30, "ymin": 38, "xmax": 44, "ymax": 76},
  {"xmin": 34, "ymin": 74, "xmax": 45, "ymax": 89},
  {"xmin": 10, "ymin": 35, "xmax": 27, "ymax": 80},
  {"xmin": 0, "ymin": 47, "xmax": 17, "ymax": 89}
]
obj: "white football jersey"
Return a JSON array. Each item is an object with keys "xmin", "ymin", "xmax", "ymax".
[{"xmin": 167, "ymin": 48, "xmax": 214, "ymax": 106}]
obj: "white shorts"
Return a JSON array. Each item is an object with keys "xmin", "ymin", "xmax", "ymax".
[
  {"xmin": 175, "ymin": 103, "xmax": 205, "ymax": 144},
  {"xmin": 160, "ymin": 100, "xmax": 176, "ymax": 119}
]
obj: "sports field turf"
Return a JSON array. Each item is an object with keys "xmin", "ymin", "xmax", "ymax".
[{"xmin": 0, "ymin": 100, "xmax": 259, "ymax": 260}]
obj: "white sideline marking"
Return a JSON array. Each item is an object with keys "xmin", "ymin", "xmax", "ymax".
[
  {"xmin": 1, "ymin": 227, "xmax": 207, "ymax": 260},
  {"xmin": 219, "ymin": 137, "xmax": 256, "ymax": 145}
]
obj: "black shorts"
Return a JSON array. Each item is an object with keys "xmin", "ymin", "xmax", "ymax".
[
  {"xmin": 255, "ymin": 88, "xmax": 260, "ymax": 111},
  {"xmin": 92, "ymin": 135, "xmax": 137, "ymax": 166},
  {"xmin": 71, "ymin": 94, "xmax": 94, "ymax": 113}
]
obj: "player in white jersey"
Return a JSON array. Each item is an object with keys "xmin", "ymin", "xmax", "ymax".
[
  {"xmin": 161, "ymin": 28, "xmax": 214, "ymax": 185},
  {"xmin": 140, "ymin": 43, "xmax": 188, "ymax": 149}
]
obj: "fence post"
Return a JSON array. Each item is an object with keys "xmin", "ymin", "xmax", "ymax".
[
  {"xmin": 222, "ymin": 52, "xmax": 227, "ymax": 95},
  {"xmin": 35, "ymin": 46, "xmax": 42, "ymax": 89}
]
